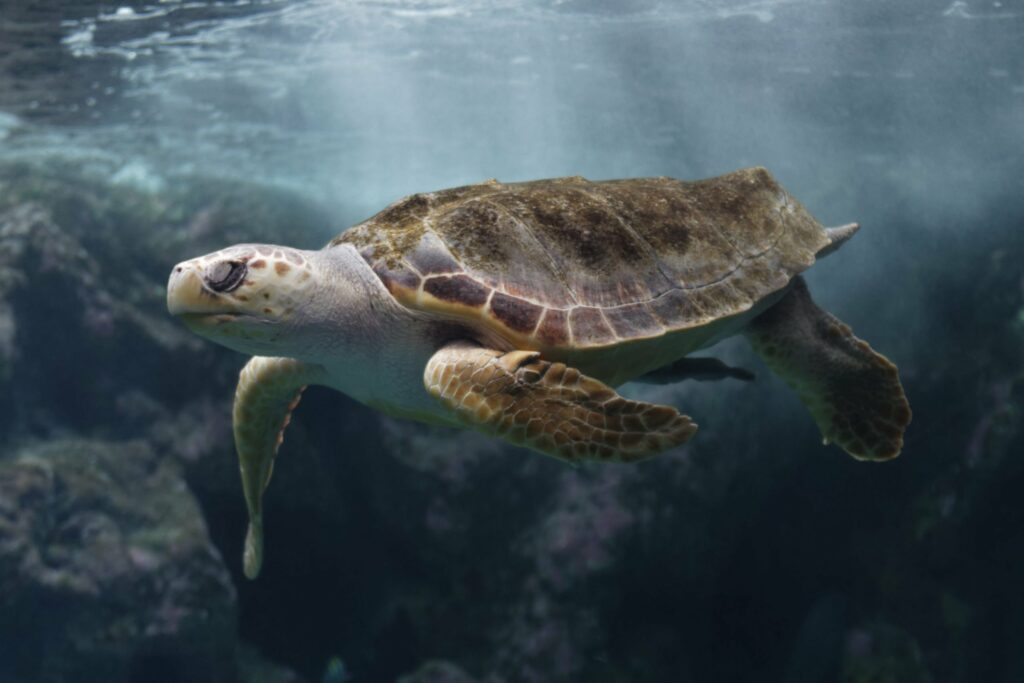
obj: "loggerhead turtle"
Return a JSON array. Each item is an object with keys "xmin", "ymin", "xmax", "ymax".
[{"xmin": 167, "ymin": 167, "xmax": 911, "ymax": 578}]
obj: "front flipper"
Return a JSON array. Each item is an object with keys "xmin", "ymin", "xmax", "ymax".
[
  {"xmin": 233, "ymin": 356, "xmax": 325, "ymax": 579},
  {"xmin": 423, "ymin": 342, "xmax": 697, "ymax": 463},
  {"xmin": 635, "ymin": 357, "xmax": 756, "ymax": 384},
  {"xmin": 744, "ymin": 277, "xmax": 911, "ymax": 461}
]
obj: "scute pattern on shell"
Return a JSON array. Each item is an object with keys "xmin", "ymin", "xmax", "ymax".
[{"xmin": 331, "ymin": 167, "xmax": 832, "ymax": 350}]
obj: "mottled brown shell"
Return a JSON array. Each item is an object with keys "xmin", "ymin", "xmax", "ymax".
[{"xmin": 330, "ymin": 167, "xmax": 833, "ymax": 351}]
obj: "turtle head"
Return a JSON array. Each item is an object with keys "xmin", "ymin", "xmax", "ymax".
[{"xmin": 167, "ymin": 244, "xmax": 321, "ymax": 356}]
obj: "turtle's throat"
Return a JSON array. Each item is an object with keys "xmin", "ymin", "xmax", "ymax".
[{"xmin": 305, "ymin": 246, "xmax": 444, "ymax": 416}]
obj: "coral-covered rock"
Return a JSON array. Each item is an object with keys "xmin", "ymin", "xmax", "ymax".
[
  {"xmin": 397, "ymin": 660, "xmax": 479, "ymax": 683},
  {"xmin": 0, "ymin": 439, "xmax": 236, "ymax": 683},
  {"xmin": 237, "ymin": 643, "xmax": 310, "ymax": 683}
]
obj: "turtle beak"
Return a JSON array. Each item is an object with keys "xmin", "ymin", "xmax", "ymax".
[
  {"xmin": 167, "ymin": 262, "xmax": 195, "ymax": 317},
  {"xmin": 167, "ymin": 261, "xmax": 204, "ymax": 316},
  {"xmin": 167, "ymin": 260, "xmax": 233, "ymax": 319}
]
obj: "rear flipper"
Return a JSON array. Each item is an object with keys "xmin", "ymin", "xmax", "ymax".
[
  {"xmin": 635, "ymin": 357, "xmax": 755, "ymax": 384},
  {"xmin": 743, "ymin": 276, "xmax": 911, "ymax": 460}
]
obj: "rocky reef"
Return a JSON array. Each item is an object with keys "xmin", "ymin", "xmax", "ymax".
[
  {"xmin": 0, "ymin": 160, "xmax": 329, "ymax": 683},
  {"xmin": 0, "ymin": 439, "xmax": 235, "ymax": 683},
  {"xmin": 0, "ymin": 159, "xmax": 1022, "ymax": 682}
]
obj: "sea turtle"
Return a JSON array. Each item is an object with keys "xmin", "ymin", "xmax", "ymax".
[{"xmin": 167, "ymin": 167, "xmax": 911, "ymax": 578}]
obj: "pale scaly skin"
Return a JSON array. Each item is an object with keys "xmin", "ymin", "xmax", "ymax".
[
  {"xmin": 743, "ymin": 276, "xmax": 911, "ymax": 460},
  {"xmin": 233, "ymin": 356, "xmax": 325, "ymax": 579},
  {"xmin": 424, "ymin": 342, "xmax": 697, "ymax": 464}
]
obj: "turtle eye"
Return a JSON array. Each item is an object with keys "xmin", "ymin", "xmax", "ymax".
[{"xmin": 207, "ymin": 261, "xmax": 247, "ymax": 293}]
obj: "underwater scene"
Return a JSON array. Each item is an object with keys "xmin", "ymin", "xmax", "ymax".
[{"xmin": 1, "ymin": 1, "xmax": 1022, "ymax": 681}]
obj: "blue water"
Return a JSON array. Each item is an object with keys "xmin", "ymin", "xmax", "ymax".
[{"xmin": 0, "ymin": 2, "xmax": 1022, "ymax": 682}]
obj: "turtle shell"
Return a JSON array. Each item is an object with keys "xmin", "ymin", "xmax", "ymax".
[{"xmin": 331, "ymin": 167, "xmax": 833, "ymax": 351}]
